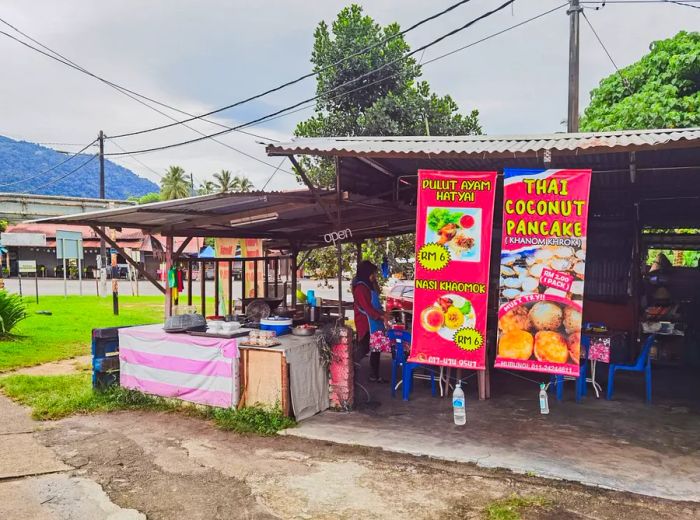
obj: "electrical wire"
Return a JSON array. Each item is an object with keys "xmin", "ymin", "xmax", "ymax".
[
  {"xmin": 581, "ymin": 11, "xmax": 633, "ymax": 92},
  {"xmin": 106, "ymin": 0, "xmax": 478, "ymax": 139},
  {"xmin": 0, "ymin": 25, "xmax": 298, "ymax": 178},
  {"xmin": 104, "ymin": 0, "xmax": 517, "ymax": 157},
  {"xmin": 0, "ymin": 18, "xmax": 272, "ymax": 143},
  {"xmin": 665, "ymin": 0, "xmax": 700, "ymax": 8},
  {"xmin": 108, "ymin": 0, "xmax": 563, "ymax": 152},
  {"xmin": 261, "ymin": 158, "xmax": 289, "ymax": 191},
  {"xmin": 0, "ymin": 138, "xmax": 98, "ymax": 188},
  {"xmin": 0, "ymin": 0, "xmax": 475, "ymax": 142},
  {"xmin": 0, "ymin": 26, "xmax": 293, "ymax": 172},
  {"xmin": 107, "ymin": 139, "xmax": 164, "ymax": 179},
  {"xmin": 215, "ymin": 2, "xmax": 569, "ymax": 133},
  {"xmin": 581, "ymin": 0, "xmax": 699, "ymax": 3},
  {"xmin": 20, "ymin": 153, "xmax": 98, "ymax": 194}
]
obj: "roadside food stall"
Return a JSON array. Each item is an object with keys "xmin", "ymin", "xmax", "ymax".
[
  {"xmin": 264, "ymin": 128, "xmax": 700, "ymax": 405},
  {"xmin": 35, "ymin": 189, "xmax": 402, "ymax": 419},
  {"xmin": 35, "ymin": 128, "xmax": 700, "ymax": 420}
]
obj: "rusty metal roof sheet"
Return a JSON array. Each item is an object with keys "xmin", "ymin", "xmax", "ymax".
[{"xmin": 266, "ymin": 128, "xmax": 700, "ymax": 158}]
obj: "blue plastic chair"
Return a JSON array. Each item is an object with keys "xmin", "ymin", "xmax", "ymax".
[
  {"xmin": 548, "ymin": 375, "xmax": 564, "ymax": 401},
  {"xmin": 575, "ymin": 334, "xmax": 592, "ymax": 402},
  {"xmin": 547, "ymin": 335, "xmax": 593, "ymax": 402},
  {"xmin": 387, "ymin": 329, "xmax": 437, "ymax": 400},
  {"xmin": 387, "ymin": 329, "xmax": 408, "ymax": 398},
  {"xmin": 606, "ymin": 334, "xmax": 655, "ymax": 403}
]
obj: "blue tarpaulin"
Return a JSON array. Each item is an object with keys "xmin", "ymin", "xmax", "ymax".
[{"xmin": 199, "ymin": 245, "xmax": 215, "ymax": 258}]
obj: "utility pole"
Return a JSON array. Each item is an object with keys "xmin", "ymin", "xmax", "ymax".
[
  {"xmin": 98, "ymin": 130, "xmax": 107, "ymax": 297},
  {"xmin": 567, "ymin": 0, "xmax": 582, "ymax": 133}
]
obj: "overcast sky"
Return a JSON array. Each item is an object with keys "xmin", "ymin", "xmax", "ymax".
[{"xmin": 1, "ymin": 0, "xmax": 697, "ymax": 191}]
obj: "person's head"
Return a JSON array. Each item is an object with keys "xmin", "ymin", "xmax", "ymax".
[{"xmin": 355, "ymin": 260, "xmax": 378, "ymax": 285}]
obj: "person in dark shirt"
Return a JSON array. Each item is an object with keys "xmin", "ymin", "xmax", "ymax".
[{"xmin": 352, "ymin": 260, "xmax": 387, "ymax": 382}]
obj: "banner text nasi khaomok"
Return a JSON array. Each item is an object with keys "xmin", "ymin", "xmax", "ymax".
[
  {"xmin": 494, "ymin": 169, "xmax": 592, "ymax": 377},
  {"xmin": 409, "ymin": 170, "xmax": 497, "ymax": 370}
]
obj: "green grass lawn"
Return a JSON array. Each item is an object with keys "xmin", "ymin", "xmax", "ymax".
[
  {"xmin": 0, "ymin": 295, "xmax": 165, "ymax": 372},
  {"xmin": 0, "ymin": 372, "xmax": 294, "ymax": 434}
]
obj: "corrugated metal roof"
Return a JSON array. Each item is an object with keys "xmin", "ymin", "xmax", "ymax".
[
  {"xmin": 265, "ymin": 128, "xmax": 700, "ymax": 158},
  {"xmin": 30, "ymin": 190, "xmax": 416, "ymax": 248}
]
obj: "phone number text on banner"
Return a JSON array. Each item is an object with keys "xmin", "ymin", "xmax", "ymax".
[
  {"xmin": 494, "ymin": 169, "xmax": 592, "ymax": 377},
  {"xmin": 409, "ymin": 170, "xmax": 497, "ymax": 370}
]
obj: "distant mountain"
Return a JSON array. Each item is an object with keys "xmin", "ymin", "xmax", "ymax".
[{"xmin": 0, "ymin": 135, "xmax": 159, "ymax": 199}]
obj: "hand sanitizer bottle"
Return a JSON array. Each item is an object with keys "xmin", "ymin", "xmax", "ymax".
[
  {"xmin": 539, "ymin": 383, "xmax": 549, "ymax": 415},
  {"xmin": 453, "ymin": 382, "xmax": 466, "ymax": 425}
]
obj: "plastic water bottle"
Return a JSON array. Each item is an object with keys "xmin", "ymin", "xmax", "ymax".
[
  {"xmin": 539, "ymin": 383, "xmax": 549, "ymax": 415},
  {"xmin": 452, "ymin": 382, "xmax": 466, "ymax": 425}
]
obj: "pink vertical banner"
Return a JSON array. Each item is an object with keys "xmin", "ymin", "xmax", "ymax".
[
  {"xmin": 494, "ymin": 169, "xmax": 592, "ymax": 377},
  {"xmin": 409, "ymin": 170, "xmax": 497, "ymax": 370}
]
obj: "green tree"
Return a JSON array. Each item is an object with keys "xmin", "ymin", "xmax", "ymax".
[
  {"xmin": 294, "ymin": 5, "xmax": 479, "ymax": 280},
  {"xmin": 295, "ymin": 4, "xmax": 481, "ymax": 188},
  {"xmin": 581, "ymin": 31, "xmax": 700, "ymax": 131},
  {"xmin": 160, "ymin": 166, "xmax": 190, "ymax": 200},
  {"xmin": 198, "ymin": 180, "xmax": 216, "ymax": 195},
  {"xmin": 0, "ymin": 219, "xmax": 8, "ymax": 232},
  {"xmin": 232, "ymin": 175, "xmax": 255, "ymax": 193},
  {"xmin": 130, "ymin": 192, "xmax": 161, "ymax": 204},
  {"xmin": 214, "ymin": 170, "xmax": 235, "ymax": 193},
  {"xmin": 301, "ymin": 234, "xmax": 415, "ymax": 287}
]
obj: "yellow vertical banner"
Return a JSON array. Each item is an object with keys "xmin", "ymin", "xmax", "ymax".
[
  {"xmin": 241, "ymin": 239, "xmax": 264, "ymax": 298},
  {"xmin": 214, "ymin": 239, "xmax": 265, "ymax": 308},
  {"xmin": 215, "ymin": 238, "xmax": 239, "ymax": 315}
]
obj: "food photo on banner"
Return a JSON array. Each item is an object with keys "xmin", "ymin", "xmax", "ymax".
[
  {"xmin": 494, "ymin": 169, "xmax": 592, "ymax": 377},
  {"xmin": 409, "ymin": 170, "xmax": 497, "ymax": 370}
]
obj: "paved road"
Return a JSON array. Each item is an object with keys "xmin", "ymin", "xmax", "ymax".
[{"xmin": 2, "ymin": 277, "xmax": 352, "ymax": 301}]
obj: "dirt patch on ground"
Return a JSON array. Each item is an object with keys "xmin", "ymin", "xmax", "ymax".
[
  {"xmin": 36, "ymin": 410, "xmax": 700, "ymax": 520},
  {"xmin": 9, "ymin": 355, "xmax": 91, "ymax": 376}
]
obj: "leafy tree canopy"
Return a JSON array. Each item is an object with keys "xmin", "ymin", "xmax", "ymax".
[
  {"xmin": 292, "ymin": 5, "xmax": 482, "ymax": 282},
  {"xmin": 160, "ymin": 165, "xmax": 191, "ymax": 200},
  {"xmin": 128, "ymin": 192, "xmax": 161, "ymax": 204},
  {"xmin": 581, "ymin": 31, "xmax": 700, "ymax": 131},
  {"xmin": 214, "ymin": 169, "xmax": 235, "ymax": 193},
  {"xmin": 294, "ymin": 4, "xmax": 481, "ymax": 188}
]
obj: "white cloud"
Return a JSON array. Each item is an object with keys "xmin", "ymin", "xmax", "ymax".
[{"xmin": 1, "ymin": 0, "xmax": 696, "ymax": 190}]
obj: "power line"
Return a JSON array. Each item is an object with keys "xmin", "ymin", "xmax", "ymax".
[
  {"xmin": 21, "ymin": 153, "xmax": 98, "ymax": 194},
  {"xmin": 0, "ymin": 0, "xmax": 476, "ymax": 143},
  {"xmin": 0, "ymin": 18, "xmax": 273, "ymax": 143},
  {"xmin": 261, "ymin": 158, "xmax": 289, "ymax": 191},
  {"xmin": 107, "ymin": 0, "xmax": 478, "ymax": 139},
  {"xmin": 665, "ymin": 0, "xmax": 700, "ymax": 8},
  {"xmin": 581, "ymin": 11, "xmax": 633, "ymax": 92},
  {"xmin": 194, "ymin": 2, "xmax": 569, "ymax": 136},
  {"xmin": 0, "ymin": 23, "xmax": 297, "ymax": 177},
  {"xmin": 581, "ymin": 0, "xmax": 699, "ymax": 3},
  {"xmin": 0, "ymin": 138, "xmax": 98, "ymax": 188},
  {"xmin": 105, "ymin": 0, "xmax": 517, "ymax": 157},
  {"xmin": 107, "ymin": 139, "xmax": 164, "ymax": 179}
]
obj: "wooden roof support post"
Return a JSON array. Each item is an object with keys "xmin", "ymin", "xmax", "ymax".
[
  {"xmin": 90, "ymin": 226, "xmax": 165, "ymax": 294},
  {"xmin": 287, "ymin": 155, "xmax": 335, "ymax": 224},
  {"xmin": 173, "ymin": 237, "xmax": 193, "ymax": 260},
  {"xmin": 630, "ymin": 151, "xmax": 641, "ymax": 350},
  {"xmin": 335, "ymin": 156, "xmax": 344, "ymax": 320},
  {"xmin": 290, "ymin": 243, "xmax": 299, "ymax": 308},
  {"xmin": 165, "ymin": 235, "xmax": 174, "ymax": 318}
]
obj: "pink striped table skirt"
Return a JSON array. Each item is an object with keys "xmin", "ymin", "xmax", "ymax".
[{"xmin": 118, "ymin": 324, "xmax": 239, "ymax": 408}]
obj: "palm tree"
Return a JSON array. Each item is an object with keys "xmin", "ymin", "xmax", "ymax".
[
  {"xmin": 160, "ymin": 166, "xmax": 190, "ymax": 200},
  {"xmin": 214, "ymin": 169, "xmax": 235, "ymax": 193},
  {"xmin": 232, "ymin": 175, "xmax": 255, "ymax": 193},
  {"xmin": 197, "ymin": 180, "xmax": 216, "ymax": 195}
]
